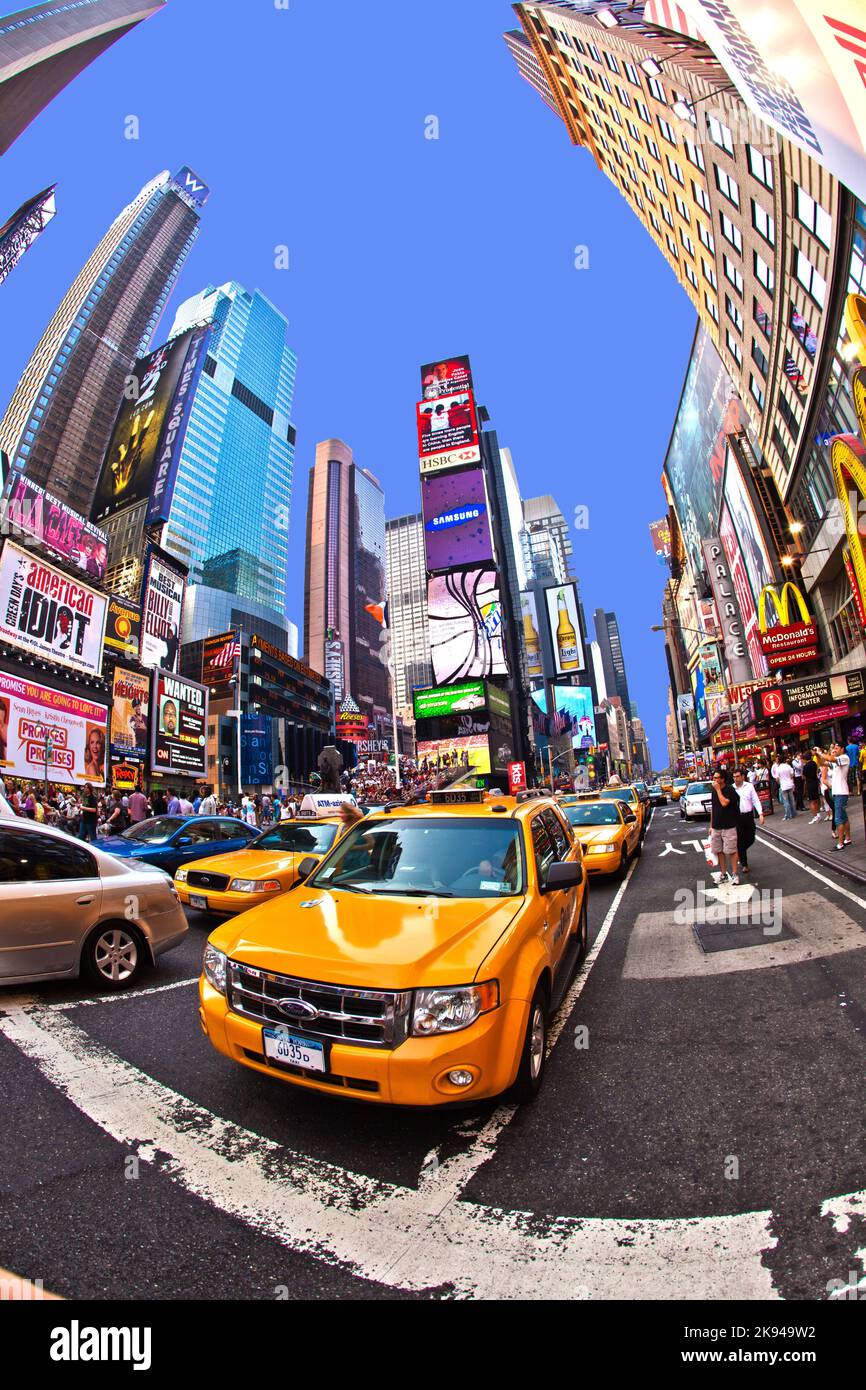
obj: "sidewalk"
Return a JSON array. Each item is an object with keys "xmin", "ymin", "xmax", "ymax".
[{"xmin": 758, "ymin": 797, "xmax": 866, "ymax": 886}]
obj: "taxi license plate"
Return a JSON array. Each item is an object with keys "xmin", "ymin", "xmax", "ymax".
[
  {"xmin": 263, "ymin": 1027, "xmax": 326, "ymax": 1073},
  {"xmin": 189, "ymin": 894, "xmax": 209, "ymax": 910}
]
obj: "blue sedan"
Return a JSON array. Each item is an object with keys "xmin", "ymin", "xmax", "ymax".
[{"xmin": 99, "ymin": 815, "xmax": 258, "ymax": 875}]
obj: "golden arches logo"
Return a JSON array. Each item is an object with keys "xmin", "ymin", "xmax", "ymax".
[{"xmin": 758, "ymin": 583, "xmax": 812, "ymax": 633}]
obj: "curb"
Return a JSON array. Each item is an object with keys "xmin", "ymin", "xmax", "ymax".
[{"xmin": 758, "ymin": 824, "xmax": 866, "ymax": 887}]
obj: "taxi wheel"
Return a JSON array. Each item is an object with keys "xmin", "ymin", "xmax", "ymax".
[
  {"xmin": 633, "ymin": 835, "xmax": 643, "ymax": 858},
  {"xmin": 617, "ymin": 846, "xmax": 629, "ymax": 876},
  {"xmin": 81, "ymin": 923, "xmax": 146, "ymax": 991},
  {"xmin": 575, "ymin": 894, "xmax": 589, "ymax": 963},
  {"xmin": 511, "ymin": 984, "xmax": 548, "ymax": 1104}
]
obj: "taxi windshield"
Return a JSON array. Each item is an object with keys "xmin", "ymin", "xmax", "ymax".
[
  {"xmin": 599, "ymin": 789, "xmax": 634, "ymax": 805},
  {"xmin": 309, "ymin": 817, "xmax": 525, "ymax": 898},
  {"xmin": 565, "ymin": 804, "xmax": 621, "ymax": 826},
  {"xmin": 253, "ymin": 822, "xmax": 338, "ymax": 854}
]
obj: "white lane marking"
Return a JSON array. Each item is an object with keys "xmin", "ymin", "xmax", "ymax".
[
  {"xmin": 418, "ymin": 855, "xmax": 640, "ymax": 1208},
  {"xmin": 0, "ymin": 1004, "xmax": 779, "ymax": 1300},
  {"xmin": 49, "ymin": 977, "xmax": 200, "ymax": 1010},
  {"xmin": 757, "ymin": 834, "xmax": 866, "ymax": 911}
]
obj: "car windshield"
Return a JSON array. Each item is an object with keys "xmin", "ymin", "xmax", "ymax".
[
  {"xmin": 565, "ymin": 804, "xmax": 620, "ymax": 827},
  {"xmin": 674, "ymin": 779, "xmax": 689, "ymax": 787},
  {"xmin": 121, "ymin": 817, "xmax": 183, "ymax": 844},
  {"xmin": 687, "ymin": 783, "xmax": 712, "ymax": 795},
  {"xmin": 309, "ymin": 817, "xmax": 525, "ymax": 898},
  {"xmin": 253, "ymin": 822, "xmax": 338, "ymax": 854},
  {"xmin": 599, "ymin": 789, "xmax": 634, "ymax": 805}
]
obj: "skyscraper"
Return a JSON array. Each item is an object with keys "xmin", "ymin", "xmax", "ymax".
[
  {"xmin": 522, "ymin": 494, "xmax": 573, "ymax": 583},
  {"xmin": 385, "ymin": 513, "xmax": 431, "ymax": 716},
  {"xmin": 304, "ymin": 439, "xmax": 390, "ymax": 721},
  {"xmin": 594, "ymin": 608, "xmax": 633, "ymax": 715},
  {"xmin": 0, "ymin": 168, "xmax": 206, "ymax": 517},
  {"xmin": 0, "ymin": 0, "xmax": 166, "ymax": 155},
  {"xmin": 0, "ymin": 185, "xmax": 56, "ymax": 286}
]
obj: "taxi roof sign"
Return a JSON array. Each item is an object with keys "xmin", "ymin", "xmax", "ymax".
[
  {"xmin": 299, "ymin": 793, "xmax": 355, "ymax": 819},
  {"xmin": 427, "ymin": 786, "xmax": 486, "ymax": 805}
]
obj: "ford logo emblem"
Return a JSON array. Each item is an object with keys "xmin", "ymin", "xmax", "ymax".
[{"xmin": 277, "ymin": 998, "xmax": 319, "ymax": 1021}]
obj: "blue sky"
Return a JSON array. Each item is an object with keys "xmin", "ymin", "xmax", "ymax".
[{"xmin": 0, "ymin": 0, "xmax": 697, "ymax": 766}]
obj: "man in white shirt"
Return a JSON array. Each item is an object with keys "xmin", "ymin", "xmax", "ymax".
[
  {"xmin": 178, "ymin": 794, "xmax": 194, "ymax": 817},
  {"xmin": 777, "ymin": 757, "xmax": 797, "ymax": 820},
  {"xmin": 732, "ymin": 767, "xmax": 764, "ymax": 873},
  {"xmin": 814, "ymin": 744, "xmax": 852, "ymax": 849},
  {"xmin": 198, "ymin": 790, "xmax": 218, "ymax": 816}
]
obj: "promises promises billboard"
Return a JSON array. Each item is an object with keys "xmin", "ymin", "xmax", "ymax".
[
  {"xmin": 140, "ymin": 545, "xmax": 186, "ymax": 671},
  {"xmin": 421, "ymin": 468, "xmax": 494, "ymax": 572},
  {"xmin": 92, "ymin": 326, "xmax": 210, "ymax": 524},
  {"xmin": 0, "ymin": 540, "xmax": 107, "ymax": 678},
  {"xmin": 0, "ymin": 669, "xmax": 107, "ymax": 787},
  {"xmin": 150, "ymin": 669, "xmax": 207, "ymax": 779},
  {"xmin": 428, "ymin": 569, "xmax": 508, "ymax": 684}
]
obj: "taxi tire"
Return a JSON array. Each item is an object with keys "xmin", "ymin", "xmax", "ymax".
[
  {"xmin": 633, "ymin": 835, "xmax": 642, "ymax": 858},
  {"xmin": 617, "ymin": 846, "xmax": 629, "ymax": 877},
  {"xmin": 511, "ymin": 984, "xmax": 548, "ymax": 1105},
  {"xmin": 575, "ymin": 894, "xmax": 589, "ymax": 964}
]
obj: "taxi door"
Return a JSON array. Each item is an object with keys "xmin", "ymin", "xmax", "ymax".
[
  {"xmin": 530, "ymin": 810, "xmax": 578, "ymax": 973},
  {"xmin": 620, "ymin": 805, "xmax": 641, "ymax": 856}
]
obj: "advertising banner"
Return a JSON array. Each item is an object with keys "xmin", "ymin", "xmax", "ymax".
[
  {"xmin": 110, "ymin": 758, "xmax": 143, "ymax": 792},
  {"xmin": 92, "ymin": 329, "xmax": 207, "ymax": 523},
  {"xmin": 336, "ymin": 694, "xmax": 369, "ymax": 742},
  {"xmin": 416, "ymin": 734, "xmax": 491, "ymax": 775},
  {"xmin": 150, "ymin": 669, "xmax": 207, "ymax": 779},
  {"xmin": 413, "ymin": 680, "xmax": 486, "ymax": 721},
  {"xmin": 428, "ymin": 569, "xmax": 508, "ymax": 683},
  {"xmin": 146, "ymin": 325, "xmax": 211, "ymax": 525},
  {"xmin": 544, "ymin": 583, "xmax": 585, "ymax": 676},
  {"xmin": 139, "ymin": 545, "xmax": 186, "ymax": 671},
  {"xmin": 241, "ymin": 712, "xmax": 273, "ymax": 786},
  {"xmin": 485, "ymin": 682, "xmax": 512, "ymax": 721},
  {"xmin": 520, "ymin": 590, "xmax": 544, "ymax": 682},
  {"xmin": 648, "ymin": 518, "xmax": 672, "ymax": 565},
  {"xmin": 421, "ymin": 356, "xmax": 473, "ymax": 399},
  {"xmin": 758, "ymin": 583, "xmax": 819, "ymax": 665},
  {"xmin": 509, "ymin": 761, "xmax": 527, "ymax": 794},
  {"xmin": 719, "ymin": 503, "xmax": 769, "ymax": 678},
  {"xmin": 0, "ymin": 669, "xmax": 107, "ymax": 787},
  {"xmin": 103, "ymin": 595, "xmax": 141, "ymax": 660},
  {"xmin": 421, "ymin": 468, "xmax": 494, "ymax": 572},
  {"xmin": 701, "ymin": 537, "xmax": 752, "ymax": 683},
  {"xmin": 417, "ymin": 391, "xmax": 481, "ymax": 475},
  {"xmin": 0, "ymin": 540, "xmax": 108, "ymax": 678},
  {"xmin": 3, "ymin": 475, "xmax": 108, "ymax": 580},
  {"xmin": 755, "ymin": 670, "xmax": 865, "ymax": 719},
  {"xmin": 202, "ymin": 630, "xmax": 239, "ymax": 701},
  {"xmin": 109, "ymin": 665, "xmax": 149, "ymax": 761},
  {"xmin": 531, "ymin": 686, "xmax": 597, "ymax": 750}
]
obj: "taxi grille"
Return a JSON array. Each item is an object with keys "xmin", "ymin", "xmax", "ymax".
[
  {"xmin": 227, "ymin": 961, "xmax": 411, "ymax": 1049},
  {"xmin": 188, "ymin": 870, "xmax": 231, "ymax": 892}
]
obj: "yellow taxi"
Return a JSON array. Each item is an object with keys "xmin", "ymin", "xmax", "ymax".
[
  {"xmin": 660, "ymin": 777, "xmax": 673, "ymax": 794},
  {"xmin": 175, "ymin": 814, "xmax": 346, "ymax": 916},
  {"xmin": 560, "ymin": 796, "xmax": 641, "ymax": 875},
  {"xmin": 199, "ymin": 786, "xmax": 588, "ymax": 1106},
  {"xmin": 597, "ymin": 784, "xmax": 648, "ymax": 835},
  {"xmin": 670, "ymin": 778, "xmax": 690, "ymax": 801}
]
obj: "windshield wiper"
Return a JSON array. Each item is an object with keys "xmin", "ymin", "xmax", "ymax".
[
  {"xmin": 373, "ymin": 888, "xmax": 456, "ymax": 898},
  {"xmin": 328, "ymin": 882, "xmax": 374, "ymax": 894}
]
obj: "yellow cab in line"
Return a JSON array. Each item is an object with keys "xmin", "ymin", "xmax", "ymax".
[
  {"xmin": 175, "ymin": 796, "xmax": 353, "ymax": 916},
  {"xmin": 597, "ymin": 783, "xmax": 648, "ymax": 835},
  {"xmin": 559, "ymin": 796, "xmax": 641, "ymax": 875},
  {"xmin": 199, "ymin": 785, "xmax": 588, "ymax": 1106},
  {"xmin": 670, "ymin": 778, "xmax": 690, "ymax": 801}
]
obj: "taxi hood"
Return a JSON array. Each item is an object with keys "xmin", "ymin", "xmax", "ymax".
[{"xmin": 210, "ymin": 890, "xmax": 524, "ymax": 991}]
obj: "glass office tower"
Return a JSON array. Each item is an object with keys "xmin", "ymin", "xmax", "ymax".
[{"xmin": 160, "ymin": 282, "xmax": 297, "ymax": 621}]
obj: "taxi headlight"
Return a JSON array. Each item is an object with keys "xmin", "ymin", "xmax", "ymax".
[
  {"xmin": 412, "ymin": 981, "xmax": 499, "ymax": 1037},
  {"xmin": 203, "ymin": 944, "xmax": 227, "ymax": 995},
  {"xmin": 175, "ymin": 868, "xmax": 188, "ymax": 882},
  {"xmin": 228, "ymin": 878, "xmax": 282, "ymax": 893},
  {"xmin": 588, "ymin": 843, "xmax": 618, "ymax": 854}
]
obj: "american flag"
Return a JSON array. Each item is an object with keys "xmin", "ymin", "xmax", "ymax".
[{"xmin": 211, "ymin": 637, "xmax": 241, "ymax": 669}]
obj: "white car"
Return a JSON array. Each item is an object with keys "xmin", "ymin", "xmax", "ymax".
[{"xmin": 680, "ymin": 781, "xmax": 713, "ymax": 820}]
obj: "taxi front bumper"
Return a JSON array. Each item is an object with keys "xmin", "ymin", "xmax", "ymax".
[
  {"xmin": 199, "ymin": 979, "xmax": 527, "ymax": 1106},
  {"xmin": 578, "ymin": 843, "xmax": 623, "ymax": 874},
  {"xmin": 176, "ymin": 882, "xmax": 283, "ymax": 915}
]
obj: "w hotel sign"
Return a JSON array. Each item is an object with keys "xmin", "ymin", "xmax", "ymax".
[{"xmin": 758, "ymin": 584, "xmax": 819, "ymax": 666}]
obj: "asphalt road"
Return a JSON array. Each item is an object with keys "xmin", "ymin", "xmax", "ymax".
[{"xmin": 2, "ymin": 807, "xmax": 865, "ymax": 1301}]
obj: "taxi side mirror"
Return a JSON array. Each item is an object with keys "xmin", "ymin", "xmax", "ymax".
[
  {"xmin": 543, "ymin": 861, "xmax": 583, "ymax": 893},
  {"xmin": 296, "ymin": 856, "xmax": 318, "ymax": 880}
]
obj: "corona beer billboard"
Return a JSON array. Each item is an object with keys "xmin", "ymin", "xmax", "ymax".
[{"xmin": 758, "ymin": 583, "xmax": 819, "ymax": 665}]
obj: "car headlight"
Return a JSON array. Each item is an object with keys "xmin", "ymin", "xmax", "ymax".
[
  {"xmin": 412, "ymin": 981, "xmax": 499, "ymax": 1037},
  {"xmin": 175, "ymin": 868, "xmax": 188, "ymax": 882},
  {"xmin": 588, "ymin": 843, "xmax": 618, "ymax": 854},
  {"xmin": 203, "ymin": 944, "xmax": 227, "ymax": 994},
  {"xmin": 228, "ymin": 878, "xmax": 282, "ymax": 893}
]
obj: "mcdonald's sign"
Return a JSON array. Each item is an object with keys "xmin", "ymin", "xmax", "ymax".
[{"xmin": 757, "ymin": 583, "xmax": 819, "ymax": 665}]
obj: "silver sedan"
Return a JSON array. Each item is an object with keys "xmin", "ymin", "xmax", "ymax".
[{"xmin": 0, "ymin": 817, "xmax": 188, "ymax": 990}]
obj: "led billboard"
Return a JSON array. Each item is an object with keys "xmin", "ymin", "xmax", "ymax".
[
  {"xmin": 92, "ymin": 326, "xmax": 210, "ymax": 524},
  {"xmin": 531, "ymin": 687, "xmax": 597, "ymax": 749},
  {"xmin": 139, "ymin": 545, "xmax": 186, "ymax": 672},
  {"xmin": 0, "ymin": 540, "xmax": 107, "ymax": 678},
  {"xmin": 3, "ymin": 475, "xmax": 108, "ymax": 579},
  {"xmin": 421, "ymin": 468, "xmax": 494, "ymax": 572},
  {"xmin": 420, "ymin": 356, "xmax": 474, "ymax": 399},
  {"xmin": 202, "ymin": 630, "xmax": 239, "ymax": 701},
  {"xmin": 417, "ymin": 391, "xmax": 481, "ymax": 475},
  {"xmin": 150, "ymin": 669, "xmax": 207, "ymax": 779},
  {"xmin": 428, "ymin": 569, "xmax": 508, "ymax": 683},
  {"xmin": 416, "ymin": 734, "xmax": 491, "ymax": 775},
  {"xmin": 0, "ymin": 669, "xmax": 107, "ymax": 787},
  {"xmin": 544, "ymin": 583, "xmax": 584, "ymax": 676},
  {"xmin": 413, "ymin": 680, "xmax": 487, "ymax": 721}
]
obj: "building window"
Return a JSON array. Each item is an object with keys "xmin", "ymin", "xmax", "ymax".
[
  {"xmin": 661, "ymin": 203, "xmax": 674, "ymax": 228},
  {"xmin": 720, "ymin": 213, "xmax": 743, "ymax": 253},
  {"xmin": 751, "ymin": 338, "xmax": 769, "ymax": 376},
  {"xmin": 754, "ymin": 298, "xmax": 772, "ymax": 337},
  {"xmin": 703, "ymin": 259, "xmax": 718, "ymax": 290},
  {"xmin": 626, "ymin": 117, "xmax": 640, "ymax": 141},
  {"xmin": 754, "ymin": 251, "xmax": 775, "ymax": 294},
  {"xmin": 675, "ymin": 192, "xmax": 690, "ymax": 222},
  {"xmin": 692, "ymin": 180, "xmax": 711, "ymax": 215},
  {"xmin": 778, "ymin": 389, "xmax": 801, "ymax": 439},
  {"xmin": 707, "ymin": 115, "xmax": 734, "ymax": 153},
  {"xmin": 624, "ymin": 60, "xmax": 641, "ymax": 86},
  {"xmin": 648, "ymin": 76, "xmax": 667, "ymax": 104},
  {"xmin": 666, "ymin": 155, "xmax": 684, "ymax": 185},
  {"xmin": 680, "ymin": 228, "xmax": 695, "ymax": 257},
  {"xmin": 795, "ymin": 249, "xmax": 827, "ymax": 307},
  {"xmin": 750, "ymin": 374, "xmax": 766, "ymax": 410},
  {"xmin": 637, "ymin": 150, "xmax": 649, "ymax": 173},
  {"xmin": 684, "ymin": 137, "xmax": 705, "ymax": 171},
  {"xmin": 587, "ymin": 42, "xmax": 602, "ymax": 64},
  {"xmin": 636, "ymin": 98, "xmax": 652, "ymax": 125},
  {"xmin": 604, "ymin": 50, "xmax": 620, "ymax": 74},
  {"xmin": 726, "ymin": 329, "xmax": 743, "ymax": 366},
  {"xmin": 659, "ymin": 117, "xmax": 677, "ymax": 146},
  {"xmin": 704, "ymin": 291, "xmax": 719, "ymax": 323},
  {"xmin": 747, "ymin": 144, "xmax": 774, "ymax": 189},
  {"xmin": 790, "ymin": 303, "xmax": 818, "ymax": 358},
  {"xmin": 714, "ymin": 166, "xmax": 740, "ymax": 207},
  {"xmin": 684, "ymin": 263, "xmax": 699, "ymax": 290},
  {"xmin": 654, "ymin": 169, "xmax": 668, "ymax": 196},
  {"xmin": 795, "ymin": 186, "xmax": 832, "ymax": 248},
  {"xmin": 751, "ymin": 199, "xmax": 776, "ymax": 246},
  {"xmin": 771, "ymin": 424, "xmax": 792, "ymax": 472},
  {"xmin": 726, "ymin": 294, "xmax": 744, "ymax": 333},
  {"xmin": 698, "ymin": 221, "xmax": 715, "ymax": 253},
  {"xmin": 666, "ymin": 232, "xmax": 679, "ymax": 258},
  {"xmin": 645, "ymin": 135, "xmax": 660, "ymax": 161}
]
